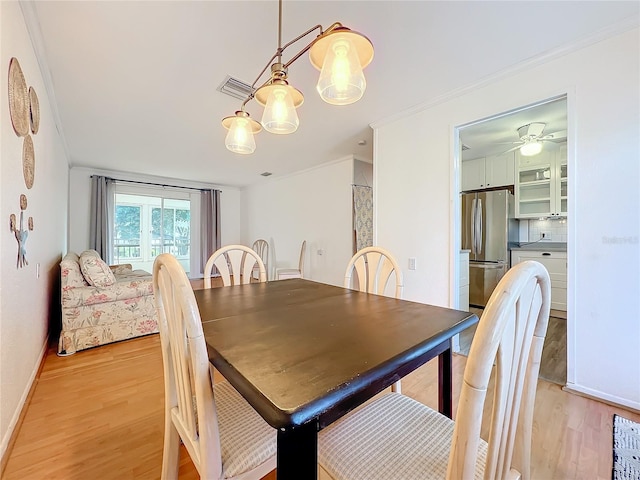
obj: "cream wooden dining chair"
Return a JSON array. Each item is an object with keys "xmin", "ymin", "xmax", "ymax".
[
  {"xmin": 276, "ymin": 240, "xmax": 306, "ymax": 280},
  {"xmin": 344, "ymin": 246, "xmax": 404, "ymax": 392},
  {"xmin": 153, "ymin": 253, "xmax": 276, "ymax": 480},
  {"xmin": 319, "ymin": 260, "xmax": 551, "ymax": 480},
  {"xmin": 251, "ymin": 239, "xmax": 269, "ymax": 281},
  {"xmin": 204, "ymin": 245, "xmax": 267, "ymax": 288},
  {"xmin": 344, "ymin": 246, "xmax": 404, "ymax": 298}
]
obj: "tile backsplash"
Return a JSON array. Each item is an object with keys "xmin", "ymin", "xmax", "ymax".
[{"xmin": 525, "ymin": 218, "xmax": 568, "ymax": 242}]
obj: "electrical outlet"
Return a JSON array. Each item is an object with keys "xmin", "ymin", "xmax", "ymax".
[
  {"xmin": 408, "ymin": 257, "xmax": 417, "ymax": 270},
  {"xmin": 540, "ymin": 231, "xmax": 551, "ymax": 240}
]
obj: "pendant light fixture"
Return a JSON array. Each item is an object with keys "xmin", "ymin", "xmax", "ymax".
[{"xmin": 221, "ymin": 0, "xmax": 374, "ymax": 154}]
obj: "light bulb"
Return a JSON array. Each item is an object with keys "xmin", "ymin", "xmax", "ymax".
[
  {"xmin": 331, "ymin": 40, "xmax": 351, "ymax": 93},
  {"xmin": 520, "ymin": 140, "xmax": 543, "ymax": 156},
  {"xmin": 225, "ymin": 116, "xmax": 256, "ymax": 154},
  {"xmin": 261, "ymin": 86, "xmax": 299, "ymax": 134},
  {"xmin": 316, "ymin": 36, "xmax": 366, "ymax": 105}
]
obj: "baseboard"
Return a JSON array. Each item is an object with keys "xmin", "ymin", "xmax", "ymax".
[
  {"xmin": 563, "ymin": 384, "xmax": 640, "ymax": 415},
  {"xmin": 0, "ymin": 338, "xmax": 49, "ymax": 476}
]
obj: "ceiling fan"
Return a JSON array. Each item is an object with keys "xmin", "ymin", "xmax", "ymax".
[{"xmin": 502, "ymin": 122, "xmax": 567, "ymax": 156}]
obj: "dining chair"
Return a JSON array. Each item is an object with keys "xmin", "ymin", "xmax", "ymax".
[
  {"xmin": 318, "ymin": 260, "xmax": 551, "ymax": 480},
  {"xmin": 344, "ymin": 246, "xmax": 404, "ymax": 392},
  {"xmin": 276, "ymin": 240, "xmax": 306, "ymax": 280},
  {"xmin": 251, "ymin": 239, "xmax": 269, "ymax": 280},
  {"xmin": 204, "ymin": 244, "xmax": 267, "ymax": 288},
  {"xmin": 344, "ymin": 246, "xmax": 404, "ymax": 298},
  {"xmin": 153, "ymin": 253, "xmax": 276, "ymax": 480}
]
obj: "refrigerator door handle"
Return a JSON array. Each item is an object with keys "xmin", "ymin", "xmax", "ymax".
[
  {"xmin": 475, "ymin": 198, "xmax": 483, "ymax": 254},
  {"xmin": 470, "ymin": 198, "xmax": 477, "ymax": 254}
]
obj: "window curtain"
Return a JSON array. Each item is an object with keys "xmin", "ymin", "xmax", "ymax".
[
  {"xmin": 200, "ymin": 189, "xmax": 221, "ymax": 275},
  {"xmin": 353, "ymin": 185, "xmax": 373, "ymax": 253},
  {"xmin": 89, "ymin": 176, "xmax": 114, "ymax": 263}
]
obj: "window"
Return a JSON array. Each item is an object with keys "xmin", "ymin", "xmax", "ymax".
[{"xmin": 113, "ymin": 192, "xmax": 191, "ymax": 274}]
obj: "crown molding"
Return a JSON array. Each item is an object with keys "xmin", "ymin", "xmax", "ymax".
[
  {"xmin": 19, "ymin": 1, "xmax": 71, "ymax": 164},
  {"xmin": 371, "ymin": 17, "xmax": 639, "ymax": 129}
]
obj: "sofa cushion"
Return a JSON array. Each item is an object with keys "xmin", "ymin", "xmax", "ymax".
[
  {"xmin": 60, "ymin": 252, "xmax": 89, "ymax": 288},
  {"xmin": 61, "ymin": 276, "xmax": 154, "ymax": 308},
  {"xmin": 79, "ymin": 250, "xmax": 116, "ymax": 287}
]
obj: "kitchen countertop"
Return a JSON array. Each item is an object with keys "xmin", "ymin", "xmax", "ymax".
[{"xmin": 511, "ymin": 242, "xmax": 567, "ymax": 252}]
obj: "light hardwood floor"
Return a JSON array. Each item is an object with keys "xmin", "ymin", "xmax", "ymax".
[
  {"xmin": 461, "ymin": 307, "xmax": 567, "ymax": 385},
  {"xmin": 3, "ymin": 332, "xmax": 639, "ymax": 480}
]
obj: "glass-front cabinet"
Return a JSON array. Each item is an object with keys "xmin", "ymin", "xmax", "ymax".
[{"xmin": 515, "ymin": 142, "xmax": 567, "ymax": 218}]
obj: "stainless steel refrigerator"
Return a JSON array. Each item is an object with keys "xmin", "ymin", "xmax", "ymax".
[{"xmin": 461, "ymin": 189, "xmax": 518, "ymax": 308}]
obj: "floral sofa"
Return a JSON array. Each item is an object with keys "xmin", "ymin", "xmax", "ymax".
[{"xmin": 58, "ymin": 250, "xmax": 158, "ymax": 355}]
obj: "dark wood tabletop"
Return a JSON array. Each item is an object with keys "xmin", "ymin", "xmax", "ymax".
[{"xmin": 194, "ymin": 278, "xmax": 478, "ymax": 479}]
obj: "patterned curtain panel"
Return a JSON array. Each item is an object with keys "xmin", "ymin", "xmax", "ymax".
[{"xmin": 353, "ymin": 185, "xmax": 373, "ymax": 252}]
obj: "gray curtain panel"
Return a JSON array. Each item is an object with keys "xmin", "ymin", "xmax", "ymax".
[
  {"xmin": 200, "ymin": 189, "xmax": 221, "ymax": 275},
  {"xmin": 89, "ymin": 176, "xmax": 114, "ymax": 263}
]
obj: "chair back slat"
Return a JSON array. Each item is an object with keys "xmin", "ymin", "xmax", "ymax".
[
  {"xmin": 204, "ymin": 245, "xmax": 267, "ymax": 287},
  {"xmin": 446, "ymin": 260, "xmax": 550, "ymax": 480}
]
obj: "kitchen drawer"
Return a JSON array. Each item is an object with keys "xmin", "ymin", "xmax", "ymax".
[
  {"xmin": 459, "ymin": 284, "xmax": 469, "ymax": 312},
  {"xmin": 511, "ymin": 250, "xmax": 567, "ymax": 311},
  {"xmin": 460, "ymin": 252, "xmax": 470, "ymax": 287}
]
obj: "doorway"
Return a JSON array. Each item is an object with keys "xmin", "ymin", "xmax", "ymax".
[{"xmin": 455, "ymin": 96, "xmax": 568, "ymax": 385}]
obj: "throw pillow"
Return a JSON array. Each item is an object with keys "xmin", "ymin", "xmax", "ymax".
[
  {"xmin": 79, "ymin": 250, "xmax": 116, "ymax": 287},
  {"xmin": 60, "ymin": 252, "xmax": 89, "ymax": 288}
]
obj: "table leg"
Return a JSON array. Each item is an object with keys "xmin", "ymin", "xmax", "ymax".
[
  {"xmin": 277, "ymin": 421, "xmax": 317, "ymax": 479},
  {"xmin": 438, "ymin": 342, "xmax": 453, "ymax": 418}
]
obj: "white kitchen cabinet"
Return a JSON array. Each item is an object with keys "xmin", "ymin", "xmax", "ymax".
[
  {"xmin": 459, "ymin": 250, "xmax": 470, "ymax": 311},
  {"xmin": 515, "ymin": 142, "xmax": 567, "ymax": 218},
  {"xmin": 461, "ymin": 152, "xmax": 515, "ymax": 192},
  {"xmin": 511, "ymin": 250, "xmax": 567, "ymax": 311}
]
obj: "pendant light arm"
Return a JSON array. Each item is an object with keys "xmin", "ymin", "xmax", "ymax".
[
  {"xmin": 250, "ymin": 52, "xmax": 282, "ymax": 89},
  {"xmin": 283, "ymin": 23, "xmax": 341, "ymax": 69}
]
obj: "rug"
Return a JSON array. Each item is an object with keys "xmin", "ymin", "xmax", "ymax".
[{"xmin": 613, "ymin": 414, "xmax": 640, "ymax": 480}]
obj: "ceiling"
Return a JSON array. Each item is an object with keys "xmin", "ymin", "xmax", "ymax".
[
  {"xmin": 28, "ymin": 1, "xmax": 638, "ymax": 187},
  {"xmin": 459, "ymin": 97, "xmax": 568, "ymax": 161}
]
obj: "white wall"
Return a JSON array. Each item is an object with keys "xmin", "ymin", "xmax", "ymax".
[
  {"xmin": 68, "ymin": 166, "xmax": 242, "ymax": 276},
  {"xmin": 241, "ymin": 157, "xmax": 355, "ymax": 286},
  {"xmin": 374, "ymin": 28, "xmax": 639, "ymax": 409},
  {"xmin": 354, "ymin": 159, "xmax": 373, "ymax": 188},
  {"xmin": 0, "ymin": 2, "xmax": 70, "ymax": 458}
]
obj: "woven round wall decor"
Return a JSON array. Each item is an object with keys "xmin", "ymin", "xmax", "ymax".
[
  {"xmin": 22, "ymin": 135, "xmax": 35, "ymax": 189},
  {"xmin": 29, "ymin": 86, "xmax": 40, "ymax": 134},
  {"xmin": 8, "ymin": 57, "xmax": 29, "ymax": 137}
]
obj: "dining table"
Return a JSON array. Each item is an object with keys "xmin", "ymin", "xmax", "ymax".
[{"xmin": 194, "ymin": 278, "xmax": 479, "ymax": 479}]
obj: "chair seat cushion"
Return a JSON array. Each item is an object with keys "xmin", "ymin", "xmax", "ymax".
[
  {"xmin": 318, "ymin": 392, "xmax": 487, "ymax": 480},
  {"xmin": 214, "ymin": 381, "xmax": 277, "ymax": 478}
]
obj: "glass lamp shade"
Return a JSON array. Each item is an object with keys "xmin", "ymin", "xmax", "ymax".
[
  {"xmin": 310, "ymin": 28, "xmax": 374, "ymax": 106},
  {"xmin": 222, "ymin": 111, "xmax": 262, "ymax": 154},
  {"xmin": 257, "ymin": 83, "xmax": 301, "ymax": 134},
  {"xmin": 520, "ymin": 140, "xmax": 543, "ymax": 157}
]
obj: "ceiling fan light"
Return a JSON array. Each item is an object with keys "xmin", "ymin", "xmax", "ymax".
[
  {"xmin": 520, "ymin": 140, "xmax": 543, "ymax": 157},
  {"xmin": 222, "ymin": 111, "xmax": 262, "ymax": 154}
]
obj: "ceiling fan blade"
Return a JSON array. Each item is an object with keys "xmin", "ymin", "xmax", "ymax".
[
  {"xmin": 527, "ymin": 122, "xmax": 546, "ymax": 137},
  {"xmin": 541, "ymin": 129, "xmax": 567, "ymax": 141}
]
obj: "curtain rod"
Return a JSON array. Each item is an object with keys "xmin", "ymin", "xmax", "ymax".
[{"xmin": 91, "ymin": 175, "xmax": 218, "ymax": 193}]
